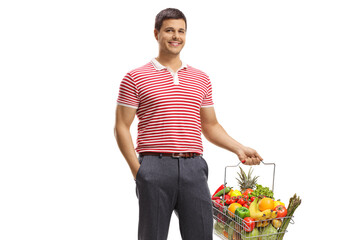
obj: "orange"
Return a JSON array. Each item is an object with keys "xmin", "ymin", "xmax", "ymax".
[
  {"xmin": 258, "ymin": 198, "xmax": 274, "ymax": 211},
  {"xmin": 228, "ymin": 203, "xmax": 242, "ymax": 217}
]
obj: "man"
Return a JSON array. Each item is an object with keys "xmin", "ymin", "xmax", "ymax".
[{"xmin": 114, "ymin": 8, "xmax": 263, "ymax": 240}]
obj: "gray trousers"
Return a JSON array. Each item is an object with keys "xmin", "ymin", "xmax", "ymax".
[{"xmin": 135, "ymin": 154, "xmax": 213, "ymax": 240}]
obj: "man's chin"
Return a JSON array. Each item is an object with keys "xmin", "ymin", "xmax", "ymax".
[{"xmin": 166, "ymin": 51, "xmax": 181, "ymax": 56}]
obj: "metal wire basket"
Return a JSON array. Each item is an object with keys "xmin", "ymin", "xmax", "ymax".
[{"xmin": 212, "ymin": 161, "xmax": 295, "ymax": 240}]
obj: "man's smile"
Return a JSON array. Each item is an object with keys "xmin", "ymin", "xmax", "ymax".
[{"xmin": 169, "ymin": 41, "xmax": 181, "ymax": 46}]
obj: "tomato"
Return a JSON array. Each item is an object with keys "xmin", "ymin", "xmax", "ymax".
[
  {"xmin": 243, "ymin": 203, "xmax": 249, "ymax": 209},
  {"xmin": 242, "ymin": 217, "xmax": 255, "ymax": 232},
  {"xmin": 250, "ymin": 196, "xmax": 256, "ymax": 202},
  {"xmin": 274, "ymin": 205, "xmax": 287, "ymax": 218},
  {"xmin": 237, "ymin": 198, "xmax": 246, "ymax": 205},
  {"xmin": 244, "ymin": 189, "xmax": 254, "ymax": 195},
  {"xmin": 243, "ymin": 194, "xmax": 249, "ymax": 200}
]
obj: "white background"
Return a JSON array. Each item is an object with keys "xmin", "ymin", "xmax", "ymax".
[{"xmin": 1, "ymin": 0, "xmax": 359, "ymax": 239}]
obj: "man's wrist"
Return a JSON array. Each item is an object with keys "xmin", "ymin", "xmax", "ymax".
[{"xmin": 234, "ymin": 143, "xmax": 245, "ymax": 157}]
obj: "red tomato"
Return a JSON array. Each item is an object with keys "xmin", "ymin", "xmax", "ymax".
[
  {"xmin": 238, "ymin": 198, "xmax": 246, "ymax": 205},
  {"xmin": 274, "ymin": 205, "xmax": 287, "ymax": 218},
  {"xmin": 244, "ymin": 189, "xmax": 254, "ymax": 195},
  {"xmin": 243, "ymin": 194, "xmax": 249, "ymax": 200},
  {"xmin": 250, "ymin": 196, "xmax": 256, "ymax": 202},
  {"xmin": 243, "ymin": 203, "xmax": 249, "ymax": 209},
  {"xmin": 242, "ymin": 217, "xmax": 255, "ymax": 232}
]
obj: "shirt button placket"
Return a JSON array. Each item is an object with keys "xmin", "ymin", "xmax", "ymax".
[
  {"xmin": 173, "ymin": 72, "xmax": 179, "ymax": 85},
  {"xmin": 167, "ymin": 68, "xmax": 179, "ymax": 85}
]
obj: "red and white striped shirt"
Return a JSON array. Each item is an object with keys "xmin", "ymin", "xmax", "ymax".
[{"xmin": 117, "ymin": 58, "xmax": 214, "ymax": 154}]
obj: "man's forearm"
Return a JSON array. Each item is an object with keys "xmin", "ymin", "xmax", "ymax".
[
  {"xmin": 202, "ymin": 122, "xmax": 244, "ymax": 155},
  {"xmin": 114, "ymin": 125, "xmax": 139, "ymax": 179}
]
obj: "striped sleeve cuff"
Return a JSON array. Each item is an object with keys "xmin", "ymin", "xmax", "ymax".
[{"xmin": 117, "ymin": 102, "xmax": 138, "ymax": 109}]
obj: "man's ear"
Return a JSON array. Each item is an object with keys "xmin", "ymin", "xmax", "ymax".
[{"xmin": 154, "ymin": 29, "xmax": 159, "ymax": 41}]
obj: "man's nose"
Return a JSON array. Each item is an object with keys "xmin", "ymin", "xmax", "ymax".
[{"xmin": 172, "ymin": 31, "xmax": 180, "ymax": 39}]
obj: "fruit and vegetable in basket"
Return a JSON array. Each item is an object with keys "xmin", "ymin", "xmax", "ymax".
[
  {"xmin": 258, "ymin": 198, "xmax": 274, "ymax": 211},
  {"xmin": 274, "ymin": 200, "xmax": 285, "ymax": 208},
  {"xmin": 236, "ymin": 167, "xmax": 259, "ymax": 192},
  {"xmin": 242, "ymin": 217, "xmax": 255, "ymax": 232},
  {"xmin": 213, "ymin": 186, "xmax": 232, "ymax": 198},
  {"xmin": 211, "ymin": 166, "xmax": 301, "ymax": 239},
  {"xmin": 235, "ymin": 207, "xmax": 250, "ymax": 219},
  {"xmin": 274, "ymin": 205, "xmax": 287, "ymax": 218},
  {"xmin": 228, "ymin": 203, "xmax": 242, "ymax": 218},
  {"xmin": 241, "ymin": 226, "xmax": 260, "ymax": 239},
  {"xmin": 261, "ymin": 224, "xmax": 278, "ymax": 240},
  {"xmin": 272, "ymin": 219, "xmax": 282, "ymax": 228}
]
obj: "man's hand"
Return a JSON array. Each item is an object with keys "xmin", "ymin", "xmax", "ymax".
[
  {"xmin": 200, "ymin": 107, "xmax": 264, "ymax": 165},
  {"xmin": 236, "ymin": 146, "xmax": 263, "ymax": 165}
]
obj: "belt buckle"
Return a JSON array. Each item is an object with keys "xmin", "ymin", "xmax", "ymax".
[{"xmin": 172, "ymin": 153, "xmax": 181, "ymax": 158}]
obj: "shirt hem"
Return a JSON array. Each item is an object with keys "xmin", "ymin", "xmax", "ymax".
[{"xmin": 136, "ymin": 149, "xmax": 203, "ymax": 154}]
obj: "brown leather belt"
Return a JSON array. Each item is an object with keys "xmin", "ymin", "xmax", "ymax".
[{"xmin": 139, "ymin": 152, "xmax": 201, "ymax": 158}]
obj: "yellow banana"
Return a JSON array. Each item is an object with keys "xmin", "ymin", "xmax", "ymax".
[
  {"xmin": 271, "ymin": 210, "xmax": 278, "ymax": 219},
  {"xmin": 253, "ymin": 202, "xmax": 278, "ymax": 228},
  {"xmin": 249, "ymin": 198, "xmax": 266, "ymax": 220},
  {"xmin": 262, "ymin": 209, "xmax": 273, "ymax": 219},
  {"xmin": 256, "ymin": 220, "xmax": 269, "ymax": 227}
]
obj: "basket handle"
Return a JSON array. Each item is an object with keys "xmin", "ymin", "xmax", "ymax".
[{"xmin": 222, "ymin": 161, "xmax": 276, "ymax": 202}]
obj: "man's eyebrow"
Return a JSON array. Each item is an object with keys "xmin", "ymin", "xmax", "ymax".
[{"xmin": 164, "ymin": 27, "xmax": 186, "ymax": 31}]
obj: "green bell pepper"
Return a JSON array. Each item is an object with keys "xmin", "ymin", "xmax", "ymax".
[{"xmin": 235, "ymin": 206, "xmax": 250, "ymax": 219}]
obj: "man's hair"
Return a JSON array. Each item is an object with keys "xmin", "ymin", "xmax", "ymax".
[{"xmin": 155, "ymin": 8, "xmax": 187, "ymax": 32}]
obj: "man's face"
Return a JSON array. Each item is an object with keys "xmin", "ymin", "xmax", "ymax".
[{"xmin": 154, "ymin": 19, "xmax": 186, "ymax": 57}]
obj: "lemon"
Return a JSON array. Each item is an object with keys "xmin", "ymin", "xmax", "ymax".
[{"xmin": 273, "ymin": 201, "xmax": 285, "ymax": 208}]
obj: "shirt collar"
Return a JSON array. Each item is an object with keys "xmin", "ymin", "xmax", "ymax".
[{"xmin": 151, "ymin": 58, "xmax": 188, "ymax": 72}]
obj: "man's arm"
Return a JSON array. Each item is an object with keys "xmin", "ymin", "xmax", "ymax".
[
  {"xmin": 200, "ymin": 107, "xmax": 263, "ymax": 165},
  {"xmin": 114, "ymin": 104, "xmax": 140, "ymax": 179}
]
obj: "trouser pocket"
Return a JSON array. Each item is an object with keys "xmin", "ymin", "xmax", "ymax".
[
  {"xmin": 200, "ymin": 156, "xmax": 209, "ymax": 179},
  {"xmin": 135, "ymin": 155, "xmax": 146, "ymax": 182}
]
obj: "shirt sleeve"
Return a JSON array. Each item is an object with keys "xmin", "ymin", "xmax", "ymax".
[
  {"xmin": 116, "ymin": 73, "xmax": 139, "ymax": 109},
  {"xmin": 201, "ymin": 75, "xmax": 214, "ymax": 108}
]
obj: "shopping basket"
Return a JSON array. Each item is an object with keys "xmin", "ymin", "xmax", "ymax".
[{"xmin": 212, "ymin": 161, "xmax": 295, "ymax": 240}]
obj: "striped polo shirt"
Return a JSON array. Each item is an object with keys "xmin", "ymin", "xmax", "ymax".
[{"xmin": 117, "ymin": 58, "xmax": 214, "ymax": 154}]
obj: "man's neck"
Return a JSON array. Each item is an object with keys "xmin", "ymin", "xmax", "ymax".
[{"xmin": 155, "ymin": 55, "xmax": 182, "ymax": 73}]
